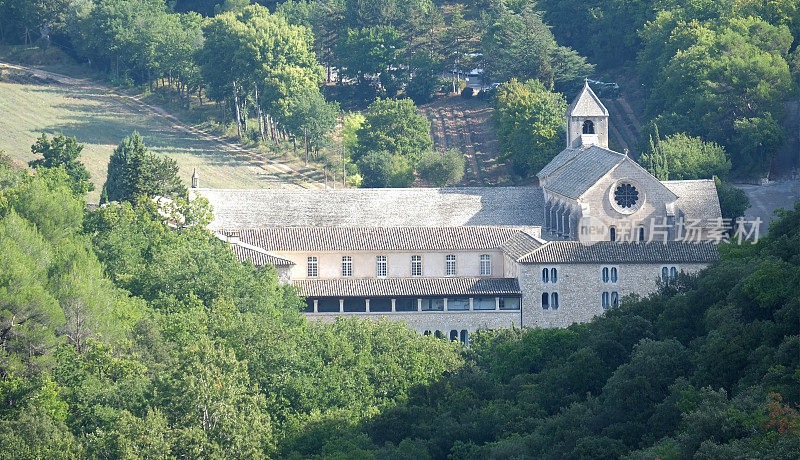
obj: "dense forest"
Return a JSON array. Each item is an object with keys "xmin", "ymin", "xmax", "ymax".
[
  {"xmin": 3, "ymin": 0, "xmax": 795, "ymax": 183},
  {"xmin": 1, "ymin": 132, "xmax": 799, "ymax": 457}
]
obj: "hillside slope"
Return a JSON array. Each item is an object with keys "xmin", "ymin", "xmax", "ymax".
[{"xmin": 0, "ymin": 63, "xmax": 324, "ymax": 203}]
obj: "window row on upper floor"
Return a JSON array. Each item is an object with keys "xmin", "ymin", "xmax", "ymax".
[{"xmin": 306, "ymin": 254, "xmax": 493, "ymax": 278}]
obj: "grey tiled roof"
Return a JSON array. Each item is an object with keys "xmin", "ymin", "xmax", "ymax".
[
  {"xmin": 545, "ymin": 146, "xmax": 626, "ymax": 198},
  {"xmin": 293, "ymin": 277, "xmax": 521, "ymax": 297},
  {"xmin": 518, "ymin": 241, "xmax": 719, "ymax": 264},
  {"xmin": 230, "ymin": 244, "xmax": 295, "ymax": 266},
  {"xmin": 500, "ymin": 231, "xmax": 544, "ymax": 261},
  {"xmin": 567, "ymin": 82, "xmax": 608, "ymax": 117},
  {"xmin": 537, "ymin": 146, "xmax": 585, "ymax": 179},
  {"xmin": 226, "ymin": 227, "xmax": 531, "ymax": 252},
  {"xmin": 663, "ymin": 180, "xmax": 722, "ymax": 222},
  {"xmin": 198, "ymin": 187, "xmax": 545, "ymax": 229}
]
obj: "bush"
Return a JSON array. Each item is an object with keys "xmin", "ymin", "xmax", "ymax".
[
  {"xmin": 640, "ymin": 130, "xmax": 731, "ymax": 180},
  {"xmin": 714, "ymin": 177, "xmax": 750, "ymax": 221},
  {"xmin": 357, "ymin": 151, "xmax": 414, "ymax": 188},
  {"xmin": 417, "ymin": 150, "xmax": 466, "ymax": 187},
  {"xmin": 461, "ymin": 87, "xmax": 474, "ymax": 99}
]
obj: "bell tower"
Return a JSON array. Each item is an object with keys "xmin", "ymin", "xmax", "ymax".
[{"xmin": 566, "ymin": 79, "xmax": 609, "ymax": 149}]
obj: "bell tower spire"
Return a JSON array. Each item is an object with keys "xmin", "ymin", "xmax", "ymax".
[{"xmin": 566, "ymin": 80, "xmax": 609, "ymax": 149}]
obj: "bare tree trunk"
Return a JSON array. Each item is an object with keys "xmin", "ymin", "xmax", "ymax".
[
  {"xmin": 304, "ymin": 127, "xmax": 309, "ymax": 164},
  {"xmin": 233, "ymin": 81, "xmax": 242, "ymax": 138},
  {"xmin": 255, "ymin": 85, "xmax": 265, "ymax": 142}
]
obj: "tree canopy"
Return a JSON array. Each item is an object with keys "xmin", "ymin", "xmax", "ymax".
[
  {"xmin": 492, "ymin": 79, "xmax": 567, "ymax": 177},
  {"xmin": 101, "ymin": 132, "xmax": 185, "ymax": 203}
]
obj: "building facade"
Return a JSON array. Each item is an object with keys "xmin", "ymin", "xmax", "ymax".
[{"xmin": 196, "ymin": 82, "xmax": 722, "ymax": 342}]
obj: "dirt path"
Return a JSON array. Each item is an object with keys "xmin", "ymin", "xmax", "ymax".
[
  {"xmin": 420, "ymin": 97, "xmax": 508, "ymax": 186},
  {"xmin": 0, "ymin": 61, "xmax": 326, "ymax": 189}
]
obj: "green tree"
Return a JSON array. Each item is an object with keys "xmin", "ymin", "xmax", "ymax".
[
  {"xmin": 353, "ymin": 98, "xmax": 432, "ymax": 164},
  {"xmin": 492, "ymin": 79, "xmax": 567, "ymax": 176},
  {"xmin": 417, "ymin": 149, "xmax": 465, "ymax": 186},
  {"xmin": 482, "ymin": 6, "xmax": 593, "ymax": 91},
  {"xmin": 714, "ymin": 177, "xmax": 750, "ymax": 222},
  {"xmin": 101, "ymin": 132, "xmax": 185, "ymax": 204},
  {"xmin": 641, "ymin": 132, "xmax": 731, "ymax": 180},
  {"xmin": 337, "ymin": 25, "xmax": 406, "ymax": 95},
  {"xmin": 357, "ymin": 150, "xmax": 414, "ymax": 188},
  {"xmin": 28, "ymin": 133, "xmax": 94, "ymax": 194}
]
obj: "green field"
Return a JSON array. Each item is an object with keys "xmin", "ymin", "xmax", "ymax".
[{"xmin": 0, "ymin": 66, "xmax": 313, "ymax": 203}]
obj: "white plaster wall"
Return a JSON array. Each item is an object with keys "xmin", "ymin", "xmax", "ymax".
[
  {"xmin": 519, "ymin": 262, "xmax": 708, "ymax": 328},
  {"xmin": 273, "ymin": 250, "xmax": 506, "ymax": 280}
]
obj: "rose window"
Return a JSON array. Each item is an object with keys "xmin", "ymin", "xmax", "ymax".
[{"xmin": 614, "ymin": 183, "xmax": 639, "ymax": 209}]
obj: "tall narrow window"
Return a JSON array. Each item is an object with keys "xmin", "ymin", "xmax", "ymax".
[
  {"xmin": 551, "ymin": 292, "xmax": 559, "ymax": 310},
  {"xmin": 541, "ymin": 292, "xmax": 549, "ymax": 310},
  {"xmin": 602, "ymin": 267, "xmax": 610, "ymax": 283},
  {"xmin": 411, "ymin": 255, "xmax": 422, "ymax": 276},
  {"xmin": 661, "ymin": 266, "xmax": 669, "ymax": 282},
  {"xmin": 376, "ymin": 256, "xmax": 387, "ymax": 277},
  {"xmin": 542, "ymin": 268, "xmax": 549, "ymax": 283},
  {"xmin": 341, "ymin": 256, "xmax": 352, "ymax": 277},
  {"xmin": 480, "ymin": 254, "xmax": 491, "ymax": 276},
  {"xmin": 610, "ymin": 226, "xmax": 616, "ymax": 242},
  {"xmin": 611, "ymin": 291, "xmax": 619, "ymax": 308},
  {"xmin": 445, "ymin": 254, "xmax": 456, "ymax": 276},
  {"xmin": 450, "ymin": 330, "xmax": 458, "ymax": 341},
  {"xmin": 551, "ymin": 268, "xmax": 558, "ymax": 283},
  {"xmin": 610, "ymin": 267, "xmax": 618, "ymax": 283},
  {"xmin": 307, "ymin": 257, "xmax": 318, "ymax": 277},
  {"xmin": 601, "ymin": 292, "xmax": 610, "ymax": 309},
  {"xmin": 670, "ymin": 267, "xmax": 678, "ymax": 279},
  {"xmin": 639, "ymin": 227, "xmax": 645, "ymax": 242}
]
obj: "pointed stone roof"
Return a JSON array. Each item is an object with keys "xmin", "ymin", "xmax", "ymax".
[{"xmin": 567, "ymin": 80, "xmax": 608, "ymax": 117}]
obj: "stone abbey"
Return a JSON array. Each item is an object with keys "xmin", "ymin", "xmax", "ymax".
[{"xmin": 195, "ymin": 82, "xmax": 722, "ymax": 344}]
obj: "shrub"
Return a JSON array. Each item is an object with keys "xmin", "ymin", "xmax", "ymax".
[
  {"xmin": 417, "ymin": 150, "xmax": 466, "ymax": 186},
  {"xmin": 461, "ymin": 87, "xmax": 474, "ymax": 99}
]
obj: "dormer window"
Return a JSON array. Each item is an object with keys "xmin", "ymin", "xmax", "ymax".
[{"xmin": 582, "ymin": 120, "xmax": 595, "ymax": 134}]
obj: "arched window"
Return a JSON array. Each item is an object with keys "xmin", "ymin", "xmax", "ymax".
[
  {"xmin": 601, "ymin": 292, "xmax": 610, "ymax": 309},
  {"xmin": 661, "ymin": 267, "xmax": 669, "ymax": 282},
  {"xmin": 610, "ymin": 267, "xmax": 618, "ymax": 283},
  {"xmin": 445, "ymin": 254, "xmax": 456, "ymax": 276},
  {"xmin": 450, "ymin": 330, "xmax": 458, "ymax": 342},
  {"xmin": 610, "ymin": 226, "xmax": 616, "ymax": 242},
  {"xmin": 423, "ymin": 330, "xmax": 431, "ymax": 336},
  {"xmin": 460, "ymin": 330, "xmax": 469, "ymax": 345},
  {"xmin": 602, "ymin": 267, "xmax": 609, "ymax": 283},
  {"xmin": 551, "ymin": 268, "xmax": 558, "ymax": 283},
  {"xmin": 434, "ymin": 330, "xmax": 444, "ymax": 339},
  {"xmin": 542, "ymin": 268, "xmax": 549, "ymax": 283},
  {"xmin": 551, "ymin": 293, "xmax": 559, "ymax": 310},
  {"xmin": 670, "ymin": 267, "xmax": 678, "ymax": 279},
  {"xmin": 639, "ymin": 227, "xmax": 645, "ymax": 242},
  {"xmin": 542, "ymin": 292, "xmax": 549, "ymax": 310},
  {"xmin": 582, "ymin": 120, "xmax": 595, "ymax": 134},
  {"xmin": 611, "ymin": 291, "xmax": 619, "ymax": 308}
]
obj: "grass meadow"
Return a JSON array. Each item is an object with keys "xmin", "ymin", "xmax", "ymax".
[{"xmin": 0, "ymin": 69, "xmax": 306, "ymax": 203}]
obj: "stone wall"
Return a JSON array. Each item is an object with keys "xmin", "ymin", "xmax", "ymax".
[
  {"xmin": 519, "ymin": 262, "xmax": 709, "ymax": 328},
  {"xmin": 305, "ymin": 309, "xmax": 521, "ymax": 335}
]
